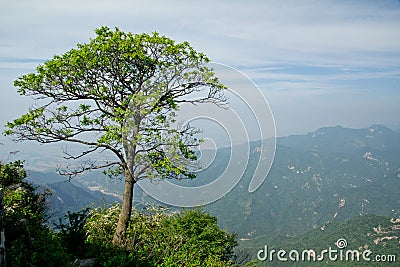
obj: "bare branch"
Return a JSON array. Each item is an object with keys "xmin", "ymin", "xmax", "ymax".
[
  {"xmin": 62, "ymin": 146, "xmax": 101, "ymax": 160},
  {"xmin": 57, "ymin": 160, "xmax": 120, "ymax": 180}
]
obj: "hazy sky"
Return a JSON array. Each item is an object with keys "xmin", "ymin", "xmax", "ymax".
[{"xmin": 1, "ymin": 0, "xmax": 400, "ymax": 140}]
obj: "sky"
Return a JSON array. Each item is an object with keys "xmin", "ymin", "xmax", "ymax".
[{"xmin": 1, "ymin": 0, "xmax": 400, "ymax": 144}]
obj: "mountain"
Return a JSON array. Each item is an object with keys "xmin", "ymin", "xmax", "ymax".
[
  {"xmin": 279, "ymin": 124, "xmax": 400, "ymax": 153},
  {"xmin": 203, "ymin": 125, "xmax": 400, "ymax": 237},
  {"xmin": 25, "ymin": 171, "xmax": 120, "ymax": 221},
  {"xmin": 45, "ymin": 180, "xmax": 120, "ymax": 220}
]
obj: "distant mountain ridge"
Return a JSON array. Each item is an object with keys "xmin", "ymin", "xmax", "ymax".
[{"xmin": 279, "ymin": 124, "xmax": 400, "ymax": 153}]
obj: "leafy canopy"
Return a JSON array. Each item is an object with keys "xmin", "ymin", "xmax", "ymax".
[{"xmin": 4, "ymin": 26, "xmax": 226, "ymax": 181}]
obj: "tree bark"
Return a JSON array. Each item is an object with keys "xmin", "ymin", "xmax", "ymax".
[
  {"xmin": 112, "ymin": 166, "xmax": 135, "ymax": 245},
  {"xmin": 112, "ymin": 119, "xmax": 139, "ymax": 245}
]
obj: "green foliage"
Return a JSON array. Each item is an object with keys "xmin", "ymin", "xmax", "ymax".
[
  {"xmin": 55, "ymin": 208, "xmax": 90, "ymax": 258},
  {"xmin": 0, "ymin": 161, "xmax": 69, "ymax": 266},
  {"xmin": 84, "ymin": 204, "xmax": 237, "ymax": 266},
  {"xmin": 0, "ymin": 160, "xmax": 26, "ymax": 186},
  {"xmin": 8, "ymin": 229, "xmax": 68, "ymax": 267},
  {"xmin": 4, "ymin": 108, "xmax": 45, "ymax": 135},
  {"xmin": 162, "ymin": 209, "xmax": 237, "ymax": 262}
]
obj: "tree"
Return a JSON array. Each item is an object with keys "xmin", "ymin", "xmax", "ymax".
[{"xmin": 4, "ymin": 26, "xmax": 226, "ymax": 243}]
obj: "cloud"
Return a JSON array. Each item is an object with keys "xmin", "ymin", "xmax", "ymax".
[
  {"xmin": 2, "ymin": 0, "xmax": 400, "ymax": 68},
  {"xmin": 1, "ymin": 0, "xmax": 399, "ymax": 137},
  {"xmin": 163, "ymin": 1, "xmax": 400, "ymax": 68}
]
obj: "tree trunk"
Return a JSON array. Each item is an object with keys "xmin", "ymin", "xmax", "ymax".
[
  {"xmin": 112, "ymin": 117, "xmax": 140, "ymax": 245},
  {"xmin": 112, "ymin": 167, "xmax": 135, "ymax": 245}
]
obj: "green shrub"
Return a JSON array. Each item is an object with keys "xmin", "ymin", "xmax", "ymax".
[
  {"xmin": 55, "ymin": 208, "xmax": 90, "ymax": 258},
  {"xmin": 84, "ymin": 204, "xmax": 237, "ymax": 266},
  {"xmin": 1, "ymin": 161, "xmax": 70, "ymax": 267}
]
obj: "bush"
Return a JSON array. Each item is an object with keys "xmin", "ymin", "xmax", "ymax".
[
  {"xmin": 84, "ymin": 204, "xmax": 237, "ymax": 266},
  {"xmin": 55, "ymin": 208, "xmax": 90, "ymax": 259},
  {"xmin": 1, "ymin": 161, "xmax": 70, "ymax": 267}
]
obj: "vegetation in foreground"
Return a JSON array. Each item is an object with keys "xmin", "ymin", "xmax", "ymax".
[{"xmin": 1, "ymin": 160, "xmax": 237, "ymax": 266}]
